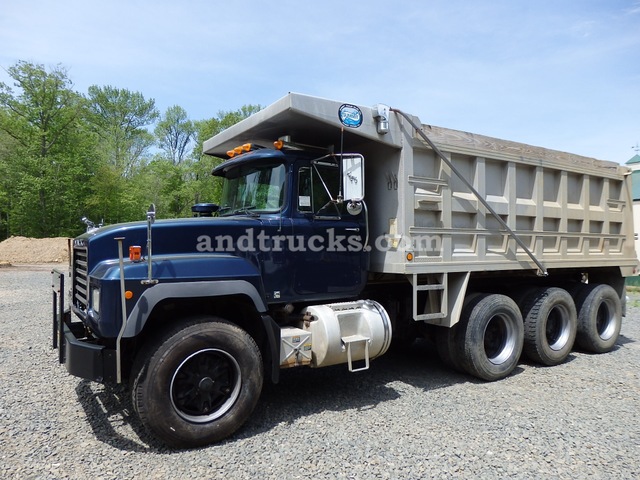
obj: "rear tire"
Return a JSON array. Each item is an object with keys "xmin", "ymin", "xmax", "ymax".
[
  {"xmin": 457, "ymin": 294, "xmax": 524, "ymax": 381},
  {"xmin": 131, "ymin": 317, "xmax": 263, "ymax": 448},
  {"xmin": 573, "ymin": 284, "xmax": 622, "ymax": 353},
  {"xmin": 521, "ymin": 287, "xmax": 577, "ymax": 365},
  {"xmin": 435, "ymin": 324, "xmax": 464, "ymax": 373},
  {"xmin": 435, "ymin": 293, "xmax": 482, "ymax": 373}
]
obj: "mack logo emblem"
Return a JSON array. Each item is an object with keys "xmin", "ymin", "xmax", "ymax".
[{"xmin": 338, "ymin": 104, "xmax": 363, "ymax": 128}]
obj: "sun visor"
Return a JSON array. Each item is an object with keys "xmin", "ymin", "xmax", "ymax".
[{"xmin": 202, "ymin": 93, "xmax": 403, "ymax": 158}]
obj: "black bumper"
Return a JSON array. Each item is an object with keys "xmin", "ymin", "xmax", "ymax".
[{"xmin": 52, "ymin": 269, "xmax": 117, "ymax": 383}]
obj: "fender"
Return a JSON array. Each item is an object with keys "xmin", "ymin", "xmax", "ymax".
[
  {"xmin": 86, "ymin": 253, "xmax": 266, "ymax": 338},
  {"xmin": 122, "ymin": 276, "xmax": 281, "ymax": 383},
  {"xmin": 122, "ymin": 279, "xmax": 267, "ymax": 338}
]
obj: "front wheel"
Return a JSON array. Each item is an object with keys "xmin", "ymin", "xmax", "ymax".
[{"xmin": 131, "ymin": 317, "xmax": 263, "ymax": 448}]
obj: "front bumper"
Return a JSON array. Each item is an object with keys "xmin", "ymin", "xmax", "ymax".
[{"xmin": 52, "ymin": 269, "xmax": 116, "ymax": 383}]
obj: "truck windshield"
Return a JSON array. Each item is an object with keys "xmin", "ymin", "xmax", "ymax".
[{"xmin": 219, "ymin": 163, "xmax": 286, "ymax": 216}]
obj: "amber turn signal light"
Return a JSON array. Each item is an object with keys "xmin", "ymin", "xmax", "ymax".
[{"xmin": 129, "ymin": 245, "xmax": 142, "ymax": 261}]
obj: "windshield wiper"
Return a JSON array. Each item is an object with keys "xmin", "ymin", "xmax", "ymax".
[{"xmin": 229, "ymin": 205, "xmax": 259, "ymax": 217}]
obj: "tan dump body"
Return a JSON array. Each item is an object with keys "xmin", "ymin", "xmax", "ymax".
[
  {"xmin": 203, "ymin": 93, "xmax": 638, "ymax": 324},
  {"xmin": 379, "ymin": 122, "xmax": 636, "ymax": 276}
]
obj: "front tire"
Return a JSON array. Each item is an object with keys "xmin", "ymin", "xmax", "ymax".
[{"xmin": 131, "ymin": 317, "xmax": 263, "ymax": 448}]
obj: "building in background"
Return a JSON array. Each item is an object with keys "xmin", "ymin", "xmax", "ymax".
[{"xmin": 626, "ymin": 152, "xmax": 640, "ymax": 285}]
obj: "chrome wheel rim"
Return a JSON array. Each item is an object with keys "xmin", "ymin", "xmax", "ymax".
[
  {"xmin": 596, "ymin": 299, "xmax": 617, "ymax": 341},
  {"xmin": 484, "ymin": 314, "xmax": 517, "ymax": 365},
  {"xmin": 546, "ymin": 305, "xmax": 571, "ymax": 351}
]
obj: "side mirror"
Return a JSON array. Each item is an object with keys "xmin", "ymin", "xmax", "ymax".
[{"xmin": 342, "ymin": 154, "xmax": 365, "ymax": 202}]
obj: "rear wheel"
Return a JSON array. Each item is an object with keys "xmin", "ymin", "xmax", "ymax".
[
  {"xmin": 435, "ymin": 324, "xmax": 464, "ymax": 373},
  {"xmin": 131, "ymin": 317, "xmax": 263, "ymax": 448},
  {"xmin": 573, "ymin": 284, "xmax": 622, "ymax": 353},
  {"xmin": 521, "ymin": 287, "xmax": 577, "ymax": 365},
  {"xmin": 435, "ymin": 293, "xmax": 482, "ymax": 373},
  {"xmin": 457, "ymin": 294, "xmax": 524, "ymax": 381}
]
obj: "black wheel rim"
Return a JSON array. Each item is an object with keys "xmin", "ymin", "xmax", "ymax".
[{"xmin": 170, "ymin": 348, "xmax": 242, "ymax": 423}]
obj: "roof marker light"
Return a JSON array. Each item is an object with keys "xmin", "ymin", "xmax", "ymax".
[{"xmin": 227, "ymin": 143, "xmax": 254, "ymax": 158}]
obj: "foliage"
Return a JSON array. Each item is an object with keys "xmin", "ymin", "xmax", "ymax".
[
  {"xmin": 155, "ymin": 105, "xmax": 195, "ymax": 165},
  {"xmin": 86, "ymin": 85, "xmax": 159, "ymax": 177},
  {"xmin": 0, "ymin": 60, "xmax": 262, "ymax": 240},
  {"xmin": 0, "ymin": 61, "xmax": 94, "ymax": 237},
  {"xmin": 195, "ymin": 104, "xmax": 263, "ymax": 142}
]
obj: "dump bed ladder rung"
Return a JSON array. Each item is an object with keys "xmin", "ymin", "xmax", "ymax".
[
  {"xmin": 415, "ymin": 312, "xmax": 447, "ymax": 321},
  {"xmin": 415, "ymin": 284, "xmax": 445, "ymax": 291}
]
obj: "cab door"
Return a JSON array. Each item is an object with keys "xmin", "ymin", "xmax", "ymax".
[{"xmin": 290, "ymin": 159, "xmax": 367, "ymax": 301}]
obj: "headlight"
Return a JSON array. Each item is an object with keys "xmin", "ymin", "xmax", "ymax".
[{"xmin": 91, "ymin": 287, "xmax": 100, "ymax": 314}]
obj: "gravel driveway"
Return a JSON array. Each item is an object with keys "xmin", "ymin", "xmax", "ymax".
[{"xmin": 1, "ymin": 265, "xmax": 639, "ymax": 479}]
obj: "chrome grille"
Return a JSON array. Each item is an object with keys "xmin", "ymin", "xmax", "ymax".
[{"xmin": 72, "ymin": 244, "xmax": 89, "ymax": 314}]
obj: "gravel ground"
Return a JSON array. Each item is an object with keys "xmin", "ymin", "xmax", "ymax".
[{"xmin": 1, "ymin": 265, "xmax": 639, "ymax": 479}]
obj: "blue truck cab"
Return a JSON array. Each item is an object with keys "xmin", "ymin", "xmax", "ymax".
[{"xmin": 52, "ymin": 133, "xmax": 390, "ymax": 448}]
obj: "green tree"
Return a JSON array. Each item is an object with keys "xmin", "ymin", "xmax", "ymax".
[
  {"xmin": 155, "ymin": 105, "xmax": 195, "ymax": 165},
  {"xmin": 0, "ymin": 61, "xmax": 93, "ymax": 237},
  {"xmin": 0, "ymin": 129, "xmax": 16, "ymax": 239},
  {"xmin": 130, "ymin": 159, "xmax": 192, "ymax": 218},
  {"xmin": 0, "ymin": 60, "xmax": 264, "ymax": 235},
  {"xmin": 86, "ymin": 85, "xmax": 159, "ymax": 177},
  {"xmin": 84, "ymin": 85, "xmax": 159, "ymax": 224},
  {"xmin": 196, "ymin": 104, "xmax": 263, "ymax": 142}
]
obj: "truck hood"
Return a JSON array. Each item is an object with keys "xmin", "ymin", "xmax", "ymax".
[{"xmin": 77, "ymin": 215, "xmax": 275, "ymax": 273}]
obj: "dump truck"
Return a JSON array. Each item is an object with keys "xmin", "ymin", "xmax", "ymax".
[{"xmin": 52, "ymin": 93, "xmax": 638, "ymax": 448}]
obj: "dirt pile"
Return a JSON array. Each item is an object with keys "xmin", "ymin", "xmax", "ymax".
[{"xmin": 0, "ymin": 236, "xmax": 71, "ymax": 265}]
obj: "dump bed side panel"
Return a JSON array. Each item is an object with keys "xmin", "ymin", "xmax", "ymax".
[{"xmin": 367, "ymin": 117, "xmax": 637, "ymax": 277}]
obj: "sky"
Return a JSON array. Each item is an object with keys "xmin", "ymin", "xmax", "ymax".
[{"xmin": 1, "ymin": 0, "xmax": 639, "ymax": 164}]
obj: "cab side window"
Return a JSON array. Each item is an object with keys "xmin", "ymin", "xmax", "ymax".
[{"xmin": 297, "ymin": 163, "xmax": 342, "ymax": 216}]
